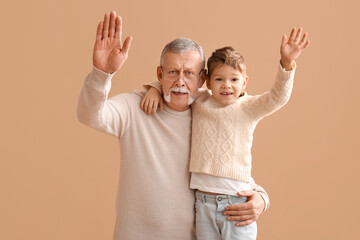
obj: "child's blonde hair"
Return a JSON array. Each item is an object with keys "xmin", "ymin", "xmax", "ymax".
[{"xmin": 207, "ymin": 46, "xmax": 246, "ymax": 78}]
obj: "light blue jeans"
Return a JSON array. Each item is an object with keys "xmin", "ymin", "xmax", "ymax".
[{"xmin": 195, "ymin": 190, "xmax": 257, "ymax": 240}]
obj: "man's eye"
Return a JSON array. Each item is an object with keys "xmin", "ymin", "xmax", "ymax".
[
  {"xmin": 169, "ymin": 70, "xmax": 176, "ymax": 75},
  {"xmin": 185, "ymin": 71, "xmax": 193, "ymax": 75}
]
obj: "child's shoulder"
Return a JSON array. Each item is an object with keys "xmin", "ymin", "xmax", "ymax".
[{"xmin": 195, "ymin": 88, "xmax": 212, "ymax": 102}]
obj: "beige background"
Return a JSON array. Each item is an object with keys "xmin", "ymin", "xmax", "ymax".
[{"xmin": 1, "ymin": 0, "xmax": 359, "ymax": 239}]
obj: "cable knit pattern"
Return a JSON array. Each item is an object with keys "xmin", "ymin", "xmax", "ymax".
[{"xmin": 189, "ymin": 63, "xmax": 296, "ymax": 182}]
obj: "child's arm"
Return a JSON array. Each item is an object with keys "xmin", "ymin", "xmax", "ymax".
[
  {"xmin": 244, "ymin": 27, "xmax": 310, "ymax": 120},
  {"xmin": 140, "ymin": 82, "xmax": 208, "ymax": 115},
  {"xmin": 140, "ymin": 86, "xmax": 163, "ymax": 115}
]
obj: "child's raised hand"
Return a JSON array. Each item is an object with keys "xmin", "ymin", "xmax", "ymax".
[
  {"xmin": 280, "ymin": 27, "xmax": 310, "ymax": 70},
  {"xmin": 140, "ymin": 87, "xmax": 163, "ymax": 115}
]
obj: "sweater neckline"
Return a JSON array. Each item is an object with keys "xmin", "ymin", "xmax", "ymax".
[{"xmin": 163, "ymin": 104, "xmax": 191, "ymax": 117}]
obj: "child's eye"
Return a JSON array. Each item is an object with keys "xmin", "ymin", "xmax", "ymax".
[
  {"xmin": 232, "ymin": 78, "xmax": 239, "ymax": 81},
  {"xmin": 215, "ymin": 78, "xmax": 222, "ymax": 81}
]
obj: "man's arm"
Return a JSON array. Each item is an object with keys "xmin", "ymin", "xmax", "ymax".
[
  {"xmin": 223, "ymin": 182, "xmax": 268, "ymax": 227},
  {"xmin": 77, "ymin": 11, "xmax": 133, "ymax": 136}
]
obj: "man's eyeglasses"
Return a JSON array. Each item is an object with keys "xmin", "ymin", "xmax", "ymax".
[{"xmin": 161, "ymin": 67, "xmax": 203, "ymax": 82}]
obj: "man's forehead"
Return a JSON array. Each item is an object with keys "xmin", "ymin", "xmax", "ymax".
[{"xmin": 162, "ymin": 51, "xmax": 202, "ymax": 69}]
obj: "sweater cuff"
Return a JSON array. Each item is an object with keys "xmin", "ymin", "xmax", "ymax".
[
  {"xmin": 86, "ymin": 66, "xmax": 116, "ymax": 91},
  {"xmin": 143, "ymin": 81, "xmax": 162, "ymax": 93},
  {"xmin": 278, "ymin": 61, "xmax": 296, "ymax": 81},
  {"xmin": 258, "ymin": 192, "xmax": 270, "ymax": 213}
]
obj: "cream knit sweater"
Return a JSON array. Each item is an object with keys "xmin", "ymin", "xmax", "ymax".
[
  {"xmin": 77, "ymin": 67, "xmax": 270, "ymax": 240},
  {"xmin": 189, "ymin": 63, "xmax": 296, "ymax": 182}
]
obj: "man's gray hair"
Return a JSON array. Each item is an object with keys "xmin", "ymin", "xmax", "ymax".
[{"xmin": 160, "ymin": 38, "xmax": 205, "ymax": 69}]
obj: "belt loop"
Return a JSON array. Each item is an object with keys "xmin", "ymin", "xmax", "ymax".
[
  {"xmin": 202, "ymin": 193, "xmax": 206, "ymax": 203},
  {"xmin": 228, "ymin": 195, "xmax": 232, "ymax": 205}
]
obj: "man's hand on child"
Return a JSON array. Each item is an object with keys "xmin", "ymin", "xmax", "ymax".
[
  {"xmin": 140, "ymin": 87, "xmax": 164, "ymax": 115},
  {"xmin": 280, "ymin": 27, "xmax": 310, "ymax": 70},
  {"xmin": 223, "ymin": 190, "xmax": 264, "ymax": 227}
]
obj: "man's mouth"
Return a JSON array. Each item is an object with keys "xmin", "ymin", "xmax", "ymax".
[{"xmin": 172, "ymin": 91, "xmax": 188, "ymax": 96}]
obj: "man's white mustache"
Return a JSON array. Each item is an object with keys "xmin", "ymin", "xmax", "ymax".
[
  {"xmin": 169, "ymin": 87, "xmax": 190, "ymax": 94},
  {"xmin": 163, "ymin": 87, "xmax": 196, "ymax": 105}
]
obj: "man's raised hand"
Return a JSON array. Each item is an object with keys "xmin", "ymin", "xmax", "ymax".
[
  {"xmin": 280, "ymin": 27, "xmax": 310, "ymax": 70},
  {"xmin": 93, "ymin": 11, "xmax": 133, "ymax": 74}
]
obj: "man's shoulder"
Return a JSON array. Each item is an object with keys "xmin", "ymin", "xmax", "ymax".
[
  {"xmin": 110, "ymin": 90, "xmax": 145, "ymax": 102},
  {"xmin": 107, "ymin": 90, "xmax": 146, "ymax": 113}
]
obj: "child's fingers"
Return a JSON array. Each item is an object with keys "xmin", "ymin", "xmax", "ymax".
[
  {"xmin": 159, "ymin": 99, "xmax": 164, "ymax": 111},
  {"xmin": 281, "ymin": 34, "xmax": 287, "ymax": 47},
  {"xmin": 147, "ymin": 99, "xmax": 153, "ymax": 115},
  {"xmin": 140, "ymin": 98, "xmax": 145, "ymax": 111},
  {"xmin": 151, "ymin": 101, "xmax": 157, "ymax": 115},
  {"xmin": 288, "ymin": 27, "xmax": 296, "ymax": 42},
  {"xmin": 294, "ymin": 27, "xmax": 302, "ymax": 43},
  {"xmin": 303, "ymin": 40, "xmax": 310, "ymax": 49},
  {"xmin": 299, "ymin": 32, "xmax": 308, "ymax": 47}
]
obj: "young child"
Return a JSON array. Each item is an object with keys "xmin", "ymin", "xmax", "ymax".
[{"xmin": 142, "ymin": 28, "xmax": 309, "ymax": 240}]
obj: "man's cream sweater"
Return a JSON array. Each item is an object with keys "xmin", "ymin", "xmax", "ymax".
[{"xmin": 189, "ymin": 63, "xmax": 296, "ymax": 182}]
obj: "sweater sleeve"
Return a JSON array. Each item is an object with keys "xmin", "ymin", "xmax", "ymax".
[
  {"xmin": 143, "ymin": 81, "xmax": 162, "ymax": 92},
  {"xmin": 243, "ymin": 62, "xmax": 296, "ymax": 121},
  {"xmin": 77, "ymin": 67, "xmax": 129, "ymax": 138}
]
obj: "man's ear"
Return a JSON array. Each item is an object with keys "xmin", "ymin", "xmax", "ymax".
[
  {"xmin": 157, "ymin": 66, "xmax": 162, "ymax": 81},
  {"xmin": 199, "ymin": 69, "xmax": 207, "ymax": 88}
]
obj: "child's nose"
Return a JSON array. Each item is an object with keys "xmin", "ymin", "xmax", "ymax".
[{"xmin": 222, "ymin": 81, "xmax": 231, "ymax": 88}]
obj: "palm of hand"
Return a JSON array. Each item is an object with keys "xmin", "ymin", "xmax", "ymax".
[
  {"xmin": 93, "ymin": 38, "xmax": 126, "ymax": 73},
  {"xmin": 92, "ymin": 12, "xmax": 132, "ymax": 74},
  {"xmin": 281, "ymin": 41, "xmax": 303, "ymax": 64},
  {"xmin": 280, "ymin": 27, "xmax": 310, "ymax": 68}
]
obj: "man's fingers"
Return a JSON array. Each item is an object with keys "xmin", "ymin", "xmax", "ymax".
[
  {"xmin": 102, "ymin": 13, "xmax": 110, "ymax": 39},
  {"xmin": 122, "ymin": 36, "xmax": 133, "ymax": 56},
  {"xmin": 237, "ymin": 190, "xmax": 255, "ymax": 198},
  {"xmin": 225, "ymin": 214, "xmax": 254, "ymax": 222},
  {"xmin": 115, "ymin": 15, "xmax": 122, "ymax": 40},
  {"xmin": 223, "ymin": 209, "xmax": 254, "ymax": 217},
  {"xmin": 109, "ymin": 11, "xmax": 116, "ymax": 38},
  {"xmin": 96, "ymin": 21, "xmax": 103, "ymax": 41},
  {"xmin": 235, "ymin": 219, "xmax": 254, "ymax": 227},
  {"xmin": 281, "ymin": 34, "xmax": 287, "ymax": 47}
]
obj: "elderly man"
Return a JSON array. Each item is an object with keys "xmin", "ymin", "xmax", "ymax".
[{"xmin": 77, "ymin": 11, "xmax": 269, "ymax": 240}]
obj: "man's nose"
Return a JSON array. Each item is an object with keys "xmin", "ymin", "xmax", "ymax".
[{"xmin": 175, "ymin": 73, "xmax": 186, "ymax": 86}]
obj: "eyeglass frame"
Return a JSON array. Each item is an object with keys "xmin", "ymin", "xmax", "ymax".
[{"xmin": 160, "ymin": 66, "xmax": 204, "ymax": 82}]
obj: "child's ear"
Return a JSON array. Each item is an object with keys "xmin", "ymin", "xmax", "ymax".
[
  {"xmin": 242, "ymin": 75, "xmax": 249, "ymax": 90},
  {"xmin": 206, "ymin": 74, "xmax": 211, "ymax": 89}
]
